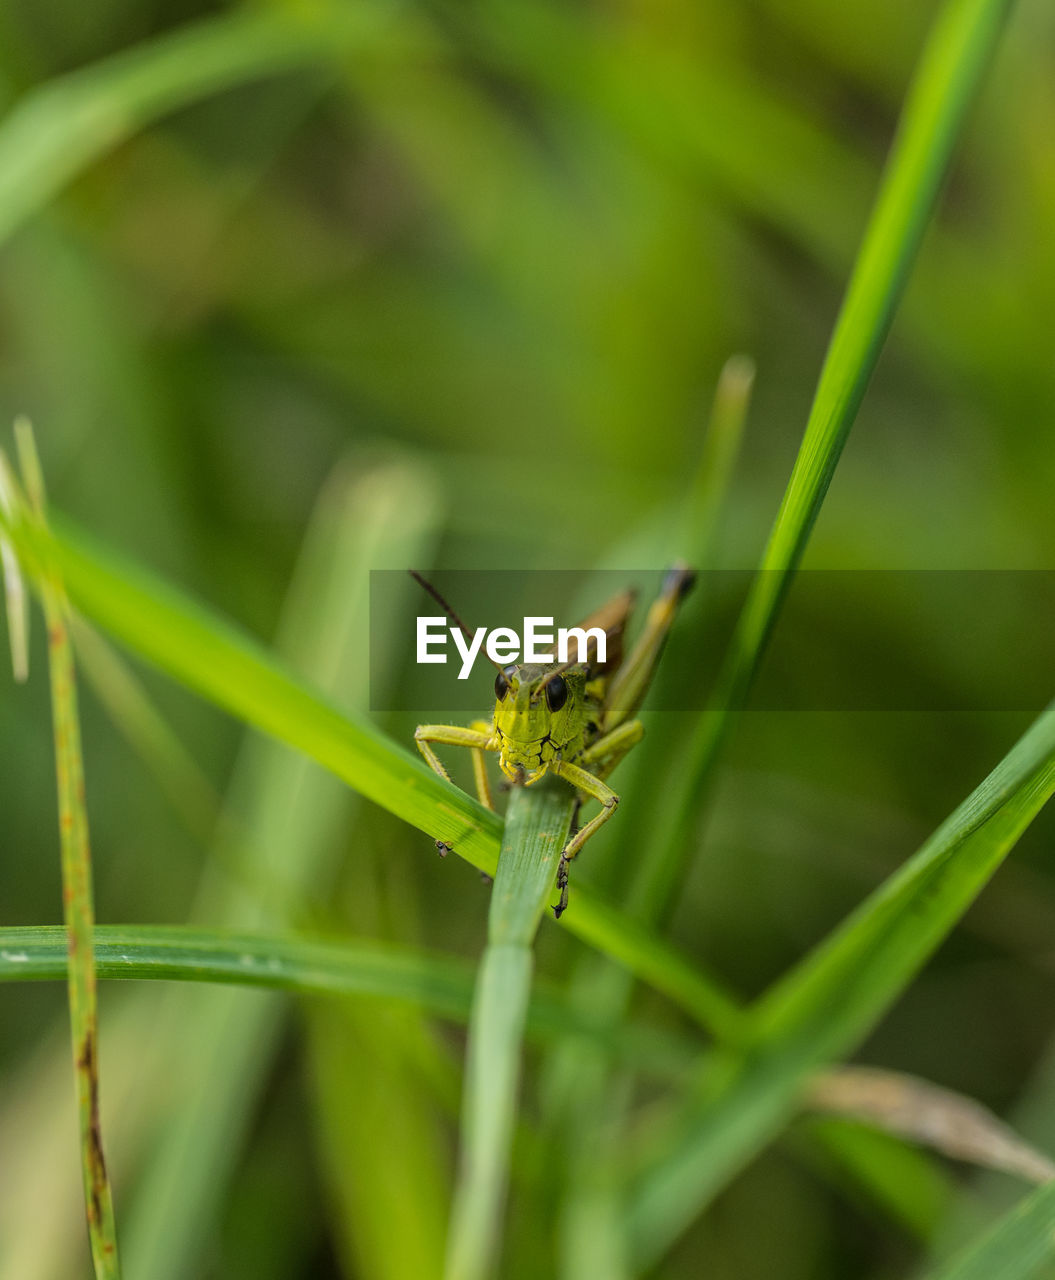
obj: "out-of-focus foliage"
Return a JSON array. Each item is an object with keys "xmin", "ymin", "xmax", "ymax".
[{"xmin": 0, "ymin": 0, "xmax": 1053, "ymax": 1277}]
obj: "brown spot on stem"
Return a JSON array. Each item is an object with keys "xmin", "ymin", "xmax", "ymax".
[
  {"xmin": 77, "ymin": 1034, "xmax": 93, "ymax": 1072},
  {"xmin": 77, "ymin": 1031, "xmax": 112, "ymax": 1227}
]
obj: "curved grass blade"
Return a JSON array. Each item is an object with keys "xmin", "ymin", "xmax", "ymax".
[
  {"xmin": 0, "ymin": 502, "xmax": 734, "ymax": 1033},
  {"xmin": 627, "ymin": 699, "xmax": 1055, "ymax": 1267},
  {"xmin": 920, "ymin": 1181, "xmax": 1055, "ymax": 1280},
  {"xmin": 444, "ymin": 781, "xmax": 575, "ymax": 1280}
]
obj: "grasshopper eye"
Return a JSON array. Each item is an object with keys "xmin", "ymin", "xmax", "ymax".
[
  {"xmin": 495, "ymin": 670, "xmax": 510, "ymax": 700},
  {"xmin": 545, "ymin": 674, "xmax": 568, "ymax": 712}
]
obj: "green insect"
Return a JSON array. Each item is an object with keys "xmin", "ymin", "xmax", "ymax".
[{"xmin": 412, "ymin": 567, "xmax": 695, "ymax": 917}]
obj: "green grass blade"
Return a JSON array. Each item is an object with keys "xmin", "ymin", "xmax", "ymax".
[
  {"xmin": 627, "ymin": 699, "xmax": 1055, "ymax": 1267},
  {"xmin": 0, "ymin": 925, "xmax": 692, "ymax": 1077},
  {"xmin": 920, "ymin": 1182, "xmax": 1055, "ymax": 1280},
  {"xmin": 0, "ymin": 501, "xmax": 733, "ymax": 1033},
  {"xmin": 445, "ymin": 781, "xmax": 574, "ymax": 1280},
  {"xmin": 728, "ymin": 0, "xmax": 1012, "ymax": 671},
  {"xmin": 0, "ymin": 923, "xmax": 475, "ymax": 1011},
  {"xmin": 627, "ymin": 0, "xmax": 1015, "ymax": 928},
  {"xmin": 0, "ymin": 7, "xmax": 405, "ymax": 248}
]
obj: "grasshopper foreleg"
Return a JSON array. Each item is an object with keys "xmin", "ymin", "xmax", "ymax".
[{"xmin": 414, "ymin": 722, "xmax": 499, "ymax": 855}]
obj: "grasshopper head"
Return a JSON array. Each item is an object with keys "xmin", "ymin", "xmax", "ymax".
[{"xmin": 492, "ymin": 663, "xmax": 586, "ymax": 784}]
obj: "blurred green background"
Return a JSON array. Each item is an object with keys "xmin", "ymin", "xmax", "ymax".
[{"xmin": 0, "ymin": 0, "xmax": 1053, "ymax": 1276}]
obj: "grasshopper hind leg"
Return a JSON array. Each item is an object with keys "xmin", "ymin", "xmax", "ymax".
[
  {"xmin": 550, "ymin": 759, "xmax": 623, "ymax": 919},
  {"xmin": 553, "ymin": 795, "xmax": 585, "ymax": 915},
  {"xmin": 549, "ymin": 720, "xmax": 644, "ymax": 917}
]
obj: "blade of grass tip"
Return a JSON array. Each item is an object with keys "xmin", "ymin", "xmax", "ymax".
[
  {"xmin": 919, "ymin": 1181, "xmax": 1055, "ymax": 1280},
  {"xmin": 0, "ymin": 499, "xmax": 733, "ymax": 1037},
  {"xmin": 445, "ymin": 780, "xmax": 575, "ymax": 1280},
  {"xmin": 0, "ymin": 458, "xmax": 28, "ymax": 682},
  {"xmin": 11, "ymin": 421, "xmax": 120, "ymax": 1278},
  {"xmin": 0, "ymin": 6, "xmax": 415, "ymax": 248},
  {"xmin": 627, "ymin": 0, "xmax": 1016, "ymax": 928},
  {"xmin": 679, "ymin": 354, "xmax": 756, "ymax": 566},
  {"xmin": 626, "ymin": 699, "xmax": 1055, "ymax": 1268}
]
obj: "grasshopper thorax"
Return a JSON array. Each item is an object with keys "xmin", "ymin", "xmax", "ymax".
[{"xmin": 492, "ymin": 663, "xmax": 591, "ymax": 785}]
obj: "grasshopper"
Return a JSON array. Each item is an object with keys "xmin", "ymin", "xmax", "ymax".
[{"xmin": 412, "ymin": 567, "xmax": 695, "ymax": 917}]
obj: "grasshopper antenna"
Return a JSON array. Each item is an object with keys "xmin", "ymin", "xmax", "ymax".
[{"xmin": 408, "ymin": 570, "xmax": 503, "ymax": 671}]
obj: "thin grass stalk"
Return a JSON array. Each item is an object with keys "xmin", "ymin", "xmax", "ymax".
[{"xmin": 11, "ymin": 423, "xmax": 120, "ymax": 1278}]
